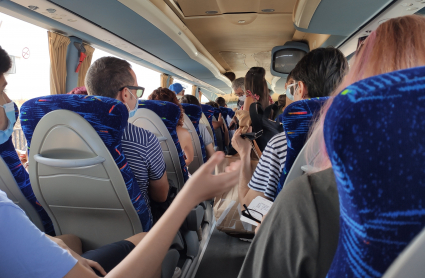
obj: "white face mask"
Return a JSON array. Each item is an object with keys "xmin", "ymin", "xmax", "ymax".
[
  {"xmin": 124, "ymin": 89, "xmax": 138, "ymax": 118},
  {"xmin": 239, "ymin": 95, "xmax": 246, "ymax": 101},
  {"xmin": 286, "ymin": 82, "xmax": 298, "ymax": 101}
]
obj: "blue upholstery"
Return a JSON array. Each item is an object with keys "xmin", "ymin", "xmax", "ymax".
[
  {"xmin": 181, "ymin": 103, "xmax": 207, "ymax": 163},
  {"xmin": 0, "ymin": 103, "xmax": 55, "ymax": 235},
  {"xmin": 226, "ymin": 108, "xmax": 235, "ymax": 119},
  {"xmin": 324, "ymin": 66, "xmax": 425, "ymax": 277},
  {"xmin": 20, "ymin": 95, "xmax": 153, "ymax": 231},
  {"xmin": 138, "ymin": 100, "xmax": 189, "ymax": 182},
  {"xmin": 201, "ymin": 104, "xmax": 217, "ymax": 146},
  {"xmin": 275, "ymin": 97, "xmax": 329, "ymax": 198}
]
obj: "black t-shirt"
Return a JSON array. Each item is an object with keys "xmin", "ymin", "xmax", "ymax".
[{"xmin": 238, "ymin": 168, "xmax": 339, "ymax": 278}]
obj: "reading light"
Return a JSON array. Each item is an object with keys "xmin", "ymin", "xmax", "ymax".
[
  {"xmin": 28, "ymin": 5, "xmax": 39, "ymax": 11},
  {"xmin": 46, "ymin": 8, "xmax": 56, "ymax": 13},
  {"xmin": 238, "ymin": 20, "xmax": 246, "ymax": 24}
]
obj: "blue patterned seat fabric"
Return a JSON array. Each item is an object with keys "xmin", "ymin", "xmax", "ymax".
[
  {"xmin": 275, "ymin": 97, "xmax": 329, "ymax": 198},
  {"xmin": 181, "ymin": 103, "xmax": 207, "ymax": 163},
  {"xmin": 324, "ymin": 66, "xmax": 425, "ymax": 277},
  {"xmin": 20, "ymin": 95, "xmax": 153, "ymax": 231},
  {"xmin": 226, "ymin": 108, "xmax": 235, "ymax": 119},
  {"xmin": 138, "ymin": 100, "xmax": 189, "ymax": 182},
  {"xmin": 201, "ymin": 104, "xmax": 217, "ymax": 146},
  {"xmin": 0, "ymin": 103, "xmax": 55, "ymax": 235}
]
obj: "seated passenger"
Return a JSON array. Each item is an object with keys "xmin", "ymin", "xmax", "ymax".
[
  {"xmin": 148, "ymin": 87, "xmax": 194, "ymax": 166},
  {"xmin": 180, "ymin": 95, "xmax": 215, "ymax": 160},
  {"xmin": 238, "ymin": 15, "xmax": 425, "ymax": 278},
  {"xmin": 85, "ymin": 57, "xmax": 169, "ymax": 216},
  {"xmin": 168, "ymin": 83, "xmax": 185, "ymax": 98},
  {"xmin": 0, "ymin": 151, "xmax": 242, "ymax": 278},
  {"xmin": 232, "ymin": 47, "xmax": 348, "ymax": 206}
]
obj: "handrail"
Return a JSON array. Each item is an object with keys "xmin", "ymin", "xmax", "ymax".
[
  {"xmin": 157, "ymin": 136, "xmax": 167, "ymax": 142},
  {"xmin": 33, "ymin": 154, "xmax": 105, "ymax": 168}
]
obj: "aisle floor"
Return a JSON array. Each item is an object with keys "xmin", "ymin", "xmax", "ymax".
[{"xmin": 194, "ymin": 228, "xmax": 251, "ymax": 278}]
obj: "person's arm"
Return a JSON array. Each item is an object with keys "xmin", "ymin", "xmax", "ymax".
[
  {"xmin": 149, "ymin": 171, "xmax": 169, "ymax": 203},
  {"xmin": 205, "ymin": 143, "xmax": 215, "ymax": 160},
  {"xmin": 65, "ymin": 152, "xmax": 241, "ymax": 278},
  {"xmin": 177, "ymin": 126, "xmax": 194, "ymax": 166},
  {"xmin": 212, "ymin": 113, "xmax": 224, "ymax": 129},
  {"xmin": 0, "ymin": 91, "xmax": 11, "ymax": 130},
  {"xmin": 223, "ymin": 122, "xmax": 229, "ymax": 147},
  {"xmin": 232, "ymin": 128, "xmax": 268, "ymax": 206}
]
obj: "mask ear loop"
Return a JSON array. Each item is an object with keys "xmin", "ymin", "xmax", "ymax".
[{"xmin": 123, "ymin": 88, "xmax": 136, "ymax": 112}]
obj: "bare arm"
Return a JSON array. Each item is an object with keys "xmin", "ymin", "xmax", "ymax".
[
  {"xmin": 177, "ymin": 126, "xmax": 194, "ymax": 166},
  {"xmin": 223, "ymin": 121, "xmax": 229, "ymax": 147},
  {"xmin": 212, "ymin": 113, "xmax": 224, "ymax": 129},
  {"xmin": 205, "ymin": 143, "xmax": 215, "ymax": 160},
  {"xmin": 232, "ymin": 128, "xmax": 270, "ymax": 207},
  {"xmin": 149, "ymin": 171, "xmax": 169, "ymax": 203},
  {"xmin": 64, "ymin": 152, "xmax": 241, "ymax": 278},
  {"xmin": 0, "ymin": 91, "xmax": 11, "ymax": 130}
]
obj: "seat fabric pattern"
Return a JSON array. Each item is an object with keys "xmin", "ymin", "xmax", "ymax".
[
  {"xmin": 181, "ymin": 103, "xmax": 207, "ymax": 163},
  {"xmin": 324, "ymin": 66, "xmax": 425, "ymax": 278},
  {"xmin": 138, "ymin": 100, "xmax": 189, "ymax": 182},
  {"xmin": 20, "ymin": 95, "xmax": 152, "ymax": 231},
  {"xmin": 275, "ymin": 97, "xmax": 329, "ymax": 198},
  {"xmin": 0, "ymin": 104, "xmax": 55, "ymax": 235},
  {"xmin": 201, "ymin": 105, "xmax": 217, "ymax": 146},
  {"xmin": 226, "ymin": 108, "xmax": 235, "ymax": 119}
]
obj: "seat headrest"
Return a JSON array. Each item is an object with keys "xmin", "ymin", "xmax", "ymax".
[
  {"xmin": 275, "ymin": 97, "xmax": 329, "ymax": 198},
  {"xmin": 20, "ymin": 95, "xmax": 127, "ymax": 150},
  {"xmin": 181, "ymin": 103, "xmax": 206, "ymax": 162},
  {"xmin": 138, "ymin": 100, "xmax": 189, "ymax": 182},
  {"xmin": 324, "ymin": 66, "xmax": 425, "ymax": 277},
  {"xmin": 226, "ymin": 108, "xmax": 235, "ymax": 119}
]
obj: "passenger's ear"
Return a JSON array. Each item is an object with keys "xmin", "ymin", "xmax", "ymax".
[
  {"xmin": 120, "ymin": 88, "xmax": 131, "ymax": 104},
  {"xmin": 298, "ymin": 81, "xmax": 309, "ymax": 99}
]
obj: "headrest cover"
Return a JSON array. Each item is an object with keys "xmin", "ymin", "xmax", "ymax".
[
  {"xmin": 20, "ymin": 95, "xmax": 153, "ymax": 231},
  {"xmin": 324, "ymin": 66, "xmax": 425, "ymax": 277},
  {"xmin": 181, "ymin": 103, "xmax": 207, "ymax": 162},
  {"xmin": 275, "ymin": 97, "xmax": 329, "ymax": 198},
  {"xmin": 138, "ymin": 100, "xmax": 189, "ymax": 182}
]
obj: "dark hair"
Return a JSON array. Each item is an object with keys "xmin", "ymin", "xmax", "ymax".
[
  {"xmin": 278, "ymin": 94, "xmax": 286, "ymax": 107},
  {"xmin": 215, "ymin": 97, "xmax": 226, "ymax": 107},
  {"xmin": 290, "ymin": 47, "xmax": 348, "ymax": 98},
  {"xmin": 181, "ymin": 95, "xmax": 200, "ymax": 107},
  {"xmin": 85, "ymin": 57, "xmax": 134, "ymax": 99},
  {"xmin": 244, "ymin": 67, "xmax": 268, "ymax": 103},
  {"xmin": 149, "ymin": 87, "xmax": 184, "ymax": 126},
  {"xmin": 286, "ymin": 71, "xmax": 293, "ymax": 83},
  {"xmin": 224, "ymin": 72, "xmax": 236, "ymax": 82},
  {"xmin": 0, "ymin": 46, "xmax": 11, "ymax": 74},
  {"xmin": 205, "ymin": 101, "xmax": 219, "ymax": 108}
]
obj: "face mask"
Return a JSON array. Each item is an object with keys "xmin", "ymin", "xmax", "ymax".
[
  {"xmin": 0, "ymin": 99, "xmax": 16, "ymax": 144},
  {"xmin": 239, "ymin": 95, "xmax": 246, "ymax": 101},
  {"xmin": 125, "ymin": 89, "xmax": 138, "ymax": 118},
  {"xmin": 286, "ymin": 82, "xmax": 298, "ymax": 101}
]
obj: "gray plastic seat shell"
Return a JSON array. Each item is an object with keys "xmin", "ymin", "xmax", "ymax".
[
  {"xmin": 0, "ymin": 156, "xmax": 45, "ymax": 231},
  {"xmin": 29, "ymin": 110, "xmax": 143, "ymax": 251},
  {"xmin": 200, "ymin": 113, "xmax": 214, "ymax": 146},
  {"xmin": 182, "ymin": 113, "xmax": 203, "ymax": 174},
  {"xmin": 129, "ymin": 108, "xmax": 184, "ymax": 190},
  {"xmin": 383, "ymin": 228, "xmax": 425, "ymax": 278}
]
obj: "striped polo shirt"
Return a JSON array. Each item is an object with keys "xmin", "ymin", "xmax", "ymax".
[
  {"xmin": 248, "ymin": 132, "xmax": 287, "ymax": 200},
  {"xmin": 121, "ymin": 123, "xmax": 166, "ymax": 211}
]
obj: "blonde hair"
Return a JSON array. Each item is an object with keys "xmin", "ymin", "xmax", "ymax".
[{"xmin": 307, "ymin": 15, "xmax": 425, "ymax": 171}]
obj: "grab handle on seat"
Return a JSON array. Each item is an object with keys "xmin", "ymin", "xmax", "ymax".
[
  {"xmin": 33, "ymin": 154, "xmax": 105, "ymax": 168},
  {"xmin": 157, "ymin": 136, "xmax": 167, "ymax": 142}
]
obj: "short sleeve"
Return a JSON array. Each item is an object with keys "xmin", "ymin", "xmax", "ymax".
[
  {"xmin": 146, "ymin": 132, "xmax": 166, "ymax": 180},
  {"xmin": 238, "ymin": 175, "xmax": 319, "ymax": 278},
  {"xmin": 0, "ymin": 197, "xmax": 77, "ymax": 278},
  {"xmin": 199, "ymin": 124, "xmax": 213, "ymax": 146},
  {"xmin": 248, "ymin": 133, "xmax": 287, "ymax": 199}
]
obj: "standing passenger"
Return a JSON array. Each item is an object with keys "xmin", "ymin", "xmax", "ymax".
[{"xmin": 85, "ymin": 57, "xmax": 170, "ymax": 230}]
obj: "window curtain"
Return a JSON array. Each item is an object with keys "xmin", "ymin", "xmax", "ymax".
[
  {"xmin": 160, "ymin": 74, "xmax": 173, "ymax": 88},
  {"xmin": 48, "ymin": 31, "xmax": 70, "ymax": 95},
  {"xmin": 191, "ymin": 85, "xmax": 197, "ymax": 96},
  {"xmin": 77, "ymin": 44, "xmax": 95, "ymax": 87},
  {"xmin": 168, "ymin": 76, "xmax": 174, "ymax": 88}
]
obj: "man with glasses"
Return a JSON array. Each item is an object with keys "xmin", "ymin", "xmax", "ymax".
[{"xmin": 85, "ymin": 57, "xmax": 169, "ymax": 230}]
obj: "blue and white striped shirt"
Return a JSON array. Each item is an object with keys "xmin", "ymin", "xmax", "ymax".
[{"xmin": 121, "ymin": 123, "xmax": 166, "ymax": 208}]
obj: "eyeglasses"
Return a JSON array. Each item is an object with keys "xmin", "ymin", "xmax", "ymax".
[
  {"xmin": 242, "ymin": 204, "xmax": 263, "ymax": 224},
  {"xmin": 356, "ymin": 35, "xmax": 369, "ymax": 54},
  {"xmin": 119, "ymin": 86, "xmax": 145, "ymax": 98}
]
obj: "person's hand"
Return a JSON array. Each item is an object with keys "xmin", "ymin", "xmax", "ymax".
[
  {"xmin": 232, "ymin": 127, "xmax": 253, "ymax": 157},
  {"xmin": 217, "ymin": 113, "xmax": 224, "ymax": 126},
  {"xmin": 70, "ymin": 249, "xmax": 107, "ymax": 276},
  {"xmin": 255, "ymin": 214, "xmax": 267, "ymax": 234},
  {"xmin": 229, "ymin": 118, "xmax": 237, "ymax": 130},
  {"xmin": 184, "ymin": 151, "xmax": 241, "ymax": 203}
]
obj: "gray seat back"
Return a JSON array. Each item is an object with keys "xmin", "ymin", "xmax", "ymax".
[
  {"xmin": 0, "ymin": 157, "xmax": 44, "ymax": 231},
  {"xmin": 29, "ymin": 110, "xmax": 142, "ymax": 251},
  {"xmin": 129, "ymin": 108, "xmax": 184, "ymax": 190},
  {"xmin": 383, "ymin": 228, "xmax": 425, "ymax": 278},
  {"xmin": 200, "ymin": 113, "xmax": 214, "ymax": 145},
  {"xmin": 182, "ymin": 113, "xmax": 203, "ymax": 174},
  {"xmin": 284, "ymin": 137, "xmax": 321, "ymax": 186}
]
